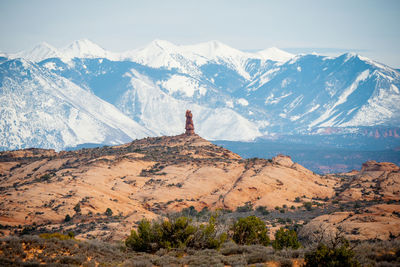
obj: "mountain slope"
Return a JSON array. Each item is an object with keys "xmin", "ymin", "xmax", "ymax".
[
  {"xmin": 243, "ymin": 53, "xmax": 400, "ymax": 133},
  {"xmin": 1, "ymin": 39, "xmax": 399, "ymax": 150},
  {"xmin": 0, "ymin": 58, "xmax": 153, "ymax": 151}
]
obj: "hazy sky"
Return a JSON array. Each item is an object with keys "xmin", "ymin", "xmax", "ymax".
[{"xmin": 1, "ymin": 0, "xmax": 399, "ymax": 67}]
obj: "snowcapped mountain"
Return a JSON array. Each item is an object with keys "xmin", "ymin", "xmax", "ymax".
[
  {"xmin": 1, "ymin": 39, "xmax": 399, "ymax": 151},
  {"xmin": 8, "ymin": 39, "xmax": 118, "ymax": 63},
  {"xmin": 0, "ymin": 58, "xmax": 153, "ymax": 151},
  {"xmin": 12, "ymin": 42, "xmax": 60, "ymax": 62},
  {"xmin": 243, "ymin": 53, "xmax": 400, "ymax": 133},
  {"xmin": 256, "ymin": 47, "xmax": 294, "ymax": 62}
]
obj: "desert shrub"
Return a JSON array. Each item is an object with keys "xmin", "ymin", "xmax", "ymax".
[
  {"xmin": 126, "ymin": 216, "xmax": 226, "ymax": 252},
  {"xmin": 222, "ymin": 254, "xmax": 247, "ymax": 266},
  {"xmin": 105, "ymin": 208, "xmax": 113, "ymax": 217},
  {"xmin": 256, "ymin": 206, "xmax": 270, "ymax": 215},
  {"xmin": 39, "ymin": 232, "xmax": 75, "ymax": 240},
  {"xmin": 180, "ymin": 206, "xmax": 198, "ymax": 217},
  {"xmin": 244, "ymin": 245, "xmax": 274, "ymax": 264},
  {"xmin": 64, "ymin": 214, "xmax": 71, "ymax": 222},
  {"xmin": 303, "ymin": 202, "xmax": 313, "ymax": 211},
  {"xmin": 158, "ymin": 216, "xmax": 197, "ymax": 249},
  {"xmin": 122, "ymin": 258, "xmax": 153, "ymax": 267},
  {"xmin": 272, "ymin": 228, "xmax": 301, "ymax": 250},
  {"xmin": 189, "ymin": 216, "xmax": 227, "ymax": 249},
  {"xmin": 73, "ymin": 203, "xmax": 81, "ymax": 213},
  {"xmin": 236, "ymin": 201, "xmax": 253, "ymax": 212},
  {"xmin": 125, "ymin": 219, "xmax": 159, "ymax": 252},
  {"xmin": 55, "ymin": 255, "xmax": 85, "ymax": 265},
  {"xmin": 354, "ymin": 240, "xmax": 400, "ymax": 266},
  {"xmin": 220, "ymin": 241, "xmax": 245, "ymax": 255},
  {"xmin": 304, "ymin": 240, "xmax": 359, "ymax": 267},
  {"xmin": 232, "ymin": 216, "xmax": 270, "ymax": 246},
  {"xmin": 279, "ymin": 258, "xmax": 293, "ymax": 267}
]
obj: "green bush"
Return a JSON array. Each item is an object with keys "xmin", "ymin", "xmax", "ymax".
[
  {"xmin": 125, "ymin": 216, "xmax": 226, "ymax": 252},
  {"xmin": 159, "ymin": 216, "xmax": 197, "ymax": 249},
  {"xmin": 64, "ymin": 214, "xmax": 71, "ymax": 222},
  {"xmin": 105, "ymin": 208, "xmax": 113, "ymax": 217},
  {"xmin": 256, "ymin": 206, "xmax": 270, "ymax": 215},
  {"xmin": 272, "ymin": 228, "xmax": 301, "ymax": 250},
  {"xmin": 73, "ymin": 203, "xmax": 81, "ymax": 213},
  {"xmin": 125, "ymin": 219, "xmax": 158, "ymax": 252},
  {"xmin": 304, "ymin": 241, "xmax": 359, "ymax": 267},
  {"xmin": 232, "ymin": 216, "xmax": 270, "ymax": 246}
]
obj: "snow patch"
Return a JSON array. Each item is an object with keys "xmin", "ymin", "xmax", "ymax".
[
  {"xmin": 161, "ymin": 75, "xmax": 206, "ymax": 97},
  {"xmin": 265, "ymin": 92, "xmax": 292, "ymax": 105}
]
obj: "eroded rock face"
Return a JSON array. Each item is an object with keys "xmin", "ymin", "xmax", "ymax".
[
  {"xmin": 185, "ymin": 110, "xmax": 195, "ymax": 135},
  {"xmin": 361, "ymin": 160, "xmax": 400, "ymax": 172},
  {"xmin": 299, "ymin": 204, "xmax": 400, "ymax": 242},
  {"xmin": 272, "ymin": 154, "xmax": 294, "ymax": 167}
]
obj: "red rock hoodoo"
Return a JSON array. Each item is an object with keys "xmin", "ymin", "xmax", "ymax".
[{"xmin": 185, "ymin": 110, "xmax": 195, "ymax": 135}]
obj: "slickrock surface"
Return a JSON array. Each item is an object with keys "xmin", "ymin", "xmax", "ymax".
[
  {"xmin": 301, "ymin": 161, "xmax": 400, "ymax": 241},
  {"xmin": 0, "ymin": 134, "xmax": 335, "ymax": 240}
]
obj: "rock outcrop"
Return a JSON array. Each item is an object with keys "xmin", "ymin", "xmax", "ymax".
[
  {"xmin": 185, "ymin": 110, "xmax": 195, "ymax": 135},
  {"xmin": 0, "ymin": 134, "xmax": 334, "ymax": 241},
  {"xmin": 361, "ymin": 160, "xmax": 400, "ymax": 172},
  {"xmin": 272, "ymin": 154, "xmax": 293, "ymax": 167}
]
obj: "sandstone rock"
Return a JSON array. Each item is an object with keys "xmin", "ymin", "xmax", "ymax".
[
  {"xmin": 300, "ymin": 204, "xmax": 400, "ymax": 242},
  {"xmin": 185, "ymin": 110, "xmax": 195, "ymax": 135},
  {"xmin": 0, "ymin": 134, "xmax": 334, "ymax": 241},
  {"xmin": 361, "ymin": 160, "xmax": 400, "ymax": 172},
  {"xmin": 272, "ymin": 154, "xmax": 294, "ymax": 167}
]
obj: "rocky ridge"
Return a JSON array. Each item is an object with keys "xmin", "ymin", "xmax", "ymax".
[{"xmin": 0, "ymin": 133, "xmax": 398, "ymax": 242}]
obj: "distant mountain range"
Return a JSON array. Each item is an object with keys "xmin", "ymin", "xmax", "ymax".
[{"xmin": 1, "ymin": 39, "xmax": 399, "ymax": 151}]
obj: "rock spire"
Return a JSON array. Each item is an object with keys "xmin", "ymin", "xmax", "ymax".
[{"xmin": 185, "ymin": 110, "xmax": 195, "ymax": 135}]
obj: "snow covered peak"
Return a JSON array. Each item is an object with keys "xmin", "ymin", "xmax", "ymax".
[
  {"xmin": 341, "ymin": 52, "xmax": 361, "ymax": 63},
  {"xmin": 14, "ymin": 42, "xmax": 60, "ymax": 62},
  {"xmin": 9, "ymin": 39, "xmax": 117, "ymax": 62},
  {"xmin": 256, "ymin": 47, "xmax": 294, "ymax": 62},
  {"xmin": 183, "ymin": 40, "xmax": 247, "ymax": 60},
  {"xmin": 146, "ymin": 39, "xmax": 176, "ymax": 50},
  {"xmin": 60, "ymin": 39, "xmax": 112, "ymax": 60}
]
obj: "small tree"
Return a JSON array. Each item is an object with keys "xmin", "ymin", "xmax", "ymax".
[
  {"xmin": 272, "ymin": 228, "xmax": 301, "ymax": 250},
  {"xmin": 159, "ymin": 216, "xmax": 197, "ymax": 249},
  {"xmin": 125, "ymin": 219, "xmax": 156, "ymax": 252},
  {"xmin": 303, "ymin": 202, "xmax": 313, "ymax": 211},
  {"xmin": 304, "ymin": 226, "xmax": 359, "ymax": 267},
  {"xmin": 105, "ymin": 208, "xmax": 113, "ymax": 217},
  {"xmin": 73, "ymin": 203, "xmax": 81, "ymax": 213},
  {"xmin": 304, "ymin": 242, "xmax": 359, "ymax": 267},
  {"xmin": 64, "ymin": 214, "xmax": 71, "ymax": 222},
  {"xmin": 232, "ymin": 216, "xmax": 270, "ymax": 246},
  {"xmin": 190, "ymin": 216, "xmax": 227, "ymax": 249}
]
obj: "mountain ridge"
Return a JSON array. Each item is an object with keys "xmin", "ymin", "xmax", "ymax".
[{"xmin": 1, "ymin": 39, "xmax": 399, "ymax": 151}]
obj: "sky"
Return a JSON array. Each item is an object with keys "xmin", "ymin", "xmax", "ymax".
[{"xmin": 0, "ymin": 0, "xmax": 399, "ymax": 68}]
